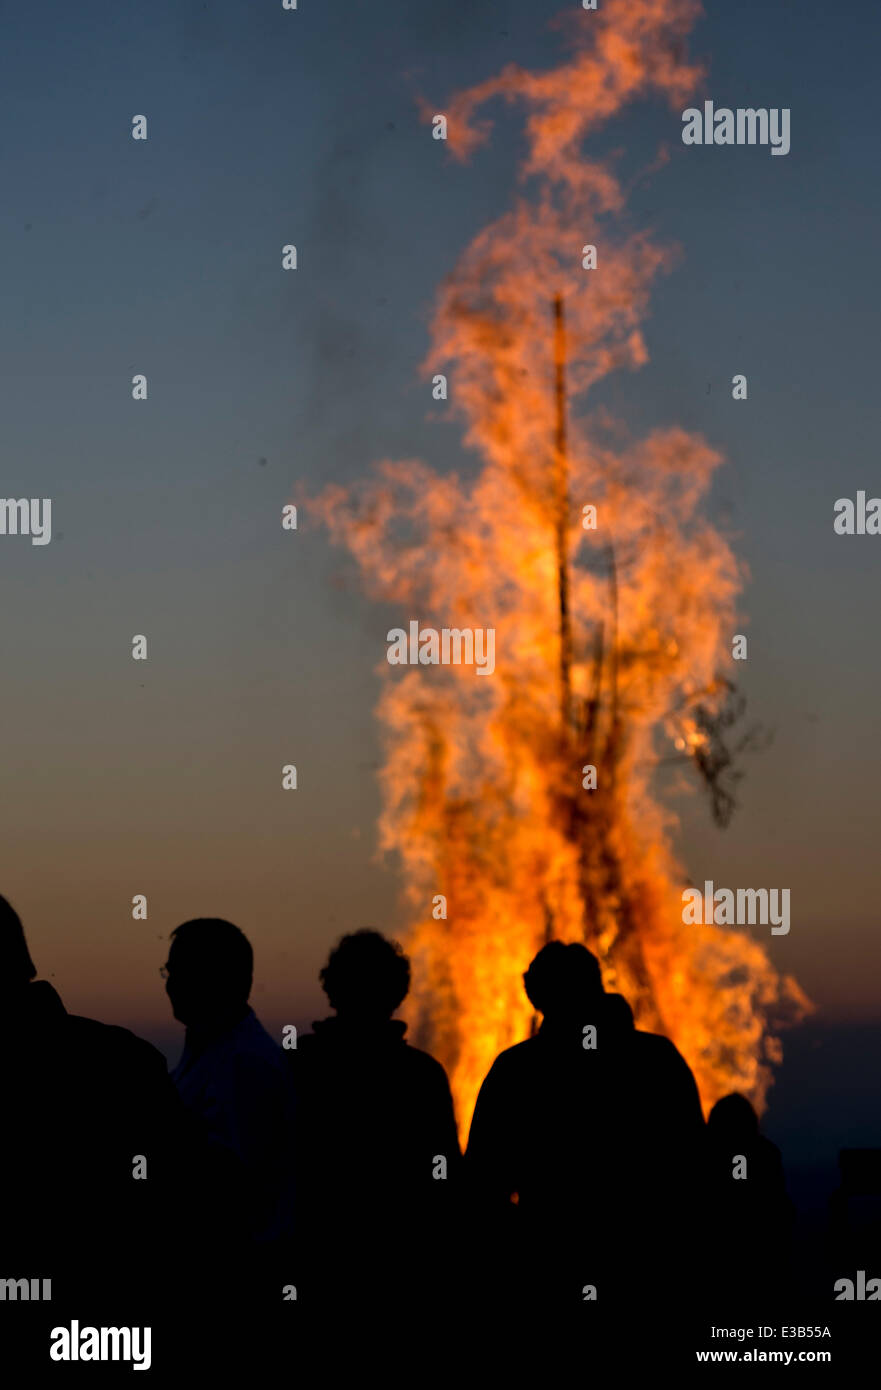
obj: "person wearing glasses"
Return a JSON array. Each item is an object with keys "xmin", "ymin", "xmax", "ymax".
[{"xmin": 161, "ymin": 917, "xmax": 297, "ymax": 1266}]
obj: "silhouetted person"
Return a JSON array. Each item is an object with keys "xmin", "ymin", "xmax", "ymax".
[
  {"xmin": 0, "ymin": 894, "xmax": 183, "ymax": 1322},
  {"xmin": 600, "ymin": 986, "xmax": 706, "ymax": 1185},
  {"xmin": 164, "ymin": 917, "xmax": 297, "ymax": 1262},
  {"xmin": 290, "ymin": 929, "xmax": 460, "ymax": 1310},
  {"xmin": 702, "ymin": 1092, "xmax": 792, "ymax": 1306},
  {"xmin": 466, "ymin": 941, "xmax": 704, "ymax": 1309}
]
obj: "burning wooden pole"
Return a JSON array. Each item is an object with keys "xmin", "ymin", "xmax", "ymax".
[
  {"xmin": 550, "ymin": 294, "xmax": 655, "ymax": 1011},
  {"xmin": 552, "ymin": 293, "xmax": 574, "ymax": 737}
]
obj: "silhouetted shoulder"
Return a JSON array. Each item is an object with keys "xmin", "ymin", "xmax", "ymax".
[
  {"xmin": 66, "ymin": 1013, "xmax": 170, "ymax": 1077},
  {"xmin": 633, "ymin": 1028, "xmax": 673, "ymax": 1050},
  {"xmin": 630, "ymin": 1028, "xmax": 704, "ymax": 1131},
  {"xmin": 293, "ymin": 1026, "xmax": 452, "ymax": 1092},
  {"xmin": 632, "ymin": 1028, "xmax": 693, "ymax": 1070},
  {"xmin": 403, "ymin": 1041, "xmax": 453, "ymax": 1084},
  {"xmin": 468, "ymin": 1040, "xmax": 537, "ymax": 1130},
  {"xmin": 482, "ymin": 1039, "xmax": 536, "ymax": 1073}
]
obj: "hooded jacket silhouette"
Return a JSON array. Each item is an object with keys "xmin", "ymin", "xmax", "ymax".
[{"xmin": 466, "ymin": 942, "xmax": 705, "ymax": 1302}]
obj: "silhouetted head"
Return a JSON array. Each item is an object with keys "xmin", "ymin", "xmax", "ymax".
[
  {"xmin": 707, "ymin": 1092, "xmax": 760, "ymax": 1144},
  {"xmin": 164, "ymin": 918, "xmax": 253, "ymax": 1028},
  {"xmin": 320, "ymin": 929, "xmax": 410, "ymax": 1024},
  {"xmin": 0, "ymin": 895, "xmax": 37, "ymax": 996},
  {"xmin": 523, "ymin": 941, "xmax": 604, "ymax": 1021}
]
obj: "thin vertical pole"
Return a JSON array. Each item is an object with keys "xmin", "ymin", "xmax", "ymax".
[{"xmin": 553, "ymin": 294, "xmax": 573, "ymax": 734}]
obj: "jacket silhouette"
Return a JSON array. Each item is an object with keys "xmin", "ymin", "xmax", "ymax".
[
  {"xmin": 164, "ymin": 917, "xmax": 297, "ymax": 1252},
  {"xmin": 466, "ymin": 941, "xmax": 705, "ymax": 1306},
  {"xmin": 0, "ymin": 895, "xmax": 184, "ymax": 1314},
  {"xmin": 702, "ymin": 1092, "xmax": 792, "ymax": 1306},
  {"xmin": 290, "ymin": 929, "xmax": 460, "ymax": 1308}
]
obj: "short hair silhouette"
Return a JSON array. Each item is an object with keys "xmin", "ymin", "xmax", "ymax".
[
  {"xmin": 707, "ymin": 1092, "xmax": 760, "ymax": 1141},
  {"xmin": 320, "ymin": 928, "xmax": 410, "ymax": 1017},
  {"xmin": 166, "ymin": 918, "xmax": 253, "ymax": 1023},
  {"xmin": 0, "ymin": 894, "xmax": 37, "ymax": 986},
  {"xmin": 522, "ymin": 940, "xmax": 603, "ymax": 1016}
]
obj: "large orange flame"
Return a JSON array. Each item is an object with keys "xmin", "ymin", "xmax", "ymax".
[{"xmin": 311, "ymin": 0, "xmax": 808, "ymax": 1139}]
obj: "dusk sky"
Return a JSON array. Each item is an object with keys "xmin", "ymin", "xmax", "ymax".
[{"xmin": 1, "ymin": 0, "xmax": 879, "ymax": 1167}]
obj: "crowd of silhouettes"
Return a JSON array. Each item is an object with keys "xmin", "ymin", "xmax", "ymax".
[{"xmin": 0, "ymin": 892, "xmax": 795, "ymax": 1332}]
